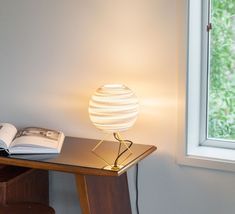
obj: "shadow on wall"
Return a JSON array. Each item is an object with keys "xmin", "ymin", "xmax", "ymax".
[{"xmin": 129, "ymin": 152, "xmax": 235, "ymax": 214}]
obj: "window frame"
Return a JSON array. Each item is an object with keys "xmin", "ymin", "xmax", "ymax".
[{"xmin": 177, "ymin": 0, "xmax": 235, "ymax": 172}]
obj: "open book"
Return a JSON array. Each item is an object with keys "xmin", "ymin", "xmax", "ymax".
[{"xmin": 0, "ymin": 123, "xmax": 65, "ymax": 155}]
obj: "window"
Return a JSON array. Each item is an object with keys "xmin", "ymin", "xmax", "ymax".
[
  {"xmin": 178, "ymin": 0, "xmax": 235, "ymax": 171},
  {"xmin": 206, "ymin": 0, "xmax": 235, "ymax": 144}
]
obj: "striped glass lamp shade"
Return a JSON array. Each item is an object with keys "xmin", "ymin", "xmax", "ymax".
[{"xmin": 89, "ymin": 84, "xmax": 139, "ymax": 133}]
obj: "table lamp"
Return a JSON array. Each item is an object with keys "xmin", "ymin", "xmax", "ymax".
[{"xmin": 89, "ymin": 84, "xmax": 139, "ymax": 170}]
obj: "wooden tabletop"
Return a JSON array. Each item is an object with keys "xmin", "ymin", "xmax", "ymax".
[{"xmin": 0, "ymin": 137, "xmax": 156, "ymax": 176}]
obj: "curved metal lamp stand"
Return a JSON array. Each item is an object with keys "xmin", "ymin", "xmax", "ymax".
[{"xmin": 92, "ymin": 132, "xmax": 133, "ymax": 171}]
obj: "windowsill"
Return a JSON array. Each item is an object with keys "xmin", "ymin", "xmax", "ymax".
[
  {"xmin": 188, "ymin": 145, "xmax": 235, "ymax": 162},
  {"xmin": 178, "ymin": 145, "xmax": 235, "ymax": 172}
]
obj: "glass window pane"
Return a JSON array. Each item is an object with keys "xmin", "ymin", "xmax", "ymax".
[{"xmin": 208, "ymin": 0, "xmax": 235, "ymax": 141}]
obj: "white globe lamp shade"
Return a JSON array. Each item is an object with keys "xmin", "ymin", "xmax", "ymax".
[{"xmin": 89, "ymin": 84, "xmax": 139, "ymax": 133}]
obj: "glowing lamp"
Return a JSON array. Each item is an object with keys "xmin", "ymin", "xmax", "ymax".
[{"xmin": 89, "ymin": 84, "xmax": 139, "ymax": 170}]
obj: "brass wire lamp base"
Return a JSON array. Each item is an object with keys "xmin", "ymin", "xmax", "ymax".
[{"xmin": 92, "ymin": 132, "xmax": 133, "ymax": 171}]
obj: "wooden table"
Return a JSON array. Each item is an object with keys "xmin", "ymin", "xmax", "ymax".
[{"xmin": 0, "ymin": 137, "xmax": 156, "ymax": 214}]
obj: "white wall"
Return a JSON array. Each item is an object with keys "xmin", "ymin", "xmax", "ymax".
[{"xmin": 1, "ymin": 0, "xmax": 235, "ymax": 214}]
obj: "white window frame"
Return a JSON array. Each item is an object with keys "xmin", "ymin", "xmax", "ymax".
[{"xmin": 178, "ymin": 0, "xmax": 235, "ymax": 172}]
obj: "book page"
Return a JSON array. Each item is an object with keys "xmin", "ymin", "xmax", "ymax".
[
  {"xmin": 0, "ymin": 123, "xmax": 17, "ymax": 149},
  {"xmin": 10, "ymin": 127, "xmax": 64, "ymax": 153}
]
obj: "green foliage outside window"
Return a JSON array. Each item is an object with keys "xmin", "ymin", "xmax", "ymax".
[{"xmin": 208, "ymin": 0, "xmax": 235, "ymax": 140}]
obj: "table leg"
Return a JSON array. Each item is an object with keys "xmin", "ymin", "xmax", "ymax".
[{"xmin": 75, "ymin": 172, "xmax": 132, "ymax": 214}]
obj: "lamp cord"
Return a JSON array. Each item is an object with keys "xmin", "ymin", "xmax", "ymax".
[
  {"xmin": 136, "ymin": 163, "xmax": 140, "ymax": 214},
  {"xmin": 113, "ymin": 133, "xmax": 133, "ymax": 167},
  {"xmin": 112, "ymin": 133, "xmax": 139, "ymax": 213}
]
